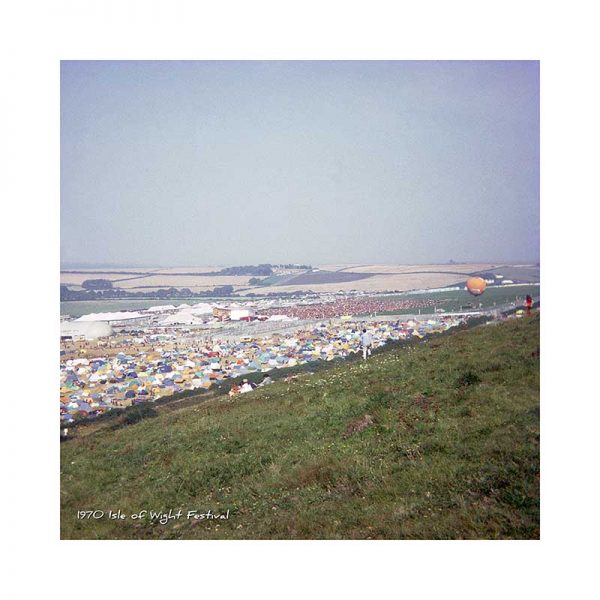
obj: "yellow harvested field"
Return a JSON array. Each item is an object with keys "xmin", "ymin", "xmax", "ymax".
[
  {"xmin": 61, "ymin": 272, "xmax": 252, "ymax": 288},
  {"xmin": 316, "ymin": 264, "xmax": 367, "ymax": 271},
  {"xmin": 319, "ymin": 263, "xmax": 498, "ymax": 274},
  {"xmin": 116, "ymin": 275, "xmax": 251, "ymax": 289},
  {"xmin": 152, "ymin": 266, "xmax": 225, "ymax": 274},
  {"xmin": 118, "ymin": 285, "xmax": 248, "ymax": 293},
  {"xmin": 60, "ymin": 273, "xmax": 139, "ymax": 286},
  {"xmin": 237, "ymin": 272, "xmax": 468, "ymax": 295},
  {"xmin": 61, "ymin": 267, "xmax": 161, "ymax": 273}
]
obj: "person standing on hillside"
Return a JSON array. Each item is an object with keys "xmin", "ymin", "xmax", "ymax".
[
  {"xmin": 525, "ymin": 295, "xmax": 533, "ymax": 316},
  {"xmin": 360, "ymin": 328, "xmax": 373, "ymax": 360}
]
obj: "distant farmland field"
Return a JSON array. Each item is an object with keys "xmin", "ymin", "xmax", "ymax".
[
  {"xmin": 61, "ymin": 263, "xmax": 539, "ymax": 295},
  {"xmin": 252, "ymin": 264, "xmax": 539, "ymax": 294},
  {"xmin": 238, "ymin": 272, "xmax": 471, "ymax": 295},
  {"xmin": 60, "ymin": 272, "xmax": 252, "ymax": 289},
  {"xmin": 116, "ymin": 275, "xmax": 251, "ymax": 289},
  {"xmin": 60, "ymin": 273, "xmax": 140, "ymax": 286},
  {"xmin": 316, "ymin": 263, "xmax": 500, "ymax": 274},
  {"xmin": 284, "ymin": 271, "xmax": 373, "ymax": 285}
]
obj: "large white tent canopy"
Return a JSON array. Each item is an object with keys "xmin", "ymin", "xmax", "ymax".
[
  {"xmin": 75, "ymin": 311, "xmax": 145, "ymax": 322},
  {"xmin": 61, "ymin": 320, "xmax": 114, "ymax": 339}
]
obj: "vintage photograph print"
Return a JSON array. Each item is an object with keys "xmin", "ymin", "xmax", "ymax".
[{"xmin": 60, "ymin": 61, "xmax": 539, "ymax": 539}]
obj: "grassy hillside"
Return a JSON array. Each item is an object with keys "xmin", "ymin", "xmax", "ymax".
[{"xmin": 61, "ymin": 313, "xmax": 540, "ymax": 539}]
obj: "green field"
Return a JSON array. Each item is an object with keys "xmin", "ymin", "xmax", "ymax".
[{"xmin": 61, "ymin": 313, "xmax": 540, "ymax": 539}]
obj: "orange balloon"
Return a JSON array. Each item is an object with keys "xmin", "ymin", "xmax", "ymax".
[{"xmin": 466, "ymin": 277, "xmax": 487, "ymax": 296}]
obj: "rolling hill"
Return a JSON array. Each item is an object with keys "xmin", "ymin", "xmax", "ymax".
[{"xmin": 61, "ymin": 313, "xmax": 540, "ymax": 539}]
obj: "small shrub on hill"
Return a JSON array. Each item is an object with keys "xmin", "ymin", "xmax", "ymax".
[
  {"xmin": 455, "ymin": 369, "xmax": 482, "ymax": 388},
  {"xmin": 120, "ymin": 403, "xmax": 158, "ymax": 426}
]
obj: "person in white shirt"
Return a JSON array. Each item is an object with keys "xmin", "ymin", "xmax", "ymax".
[{"xmin": 360, "ymin": 329, "xmax": 373, "ymax": 360}]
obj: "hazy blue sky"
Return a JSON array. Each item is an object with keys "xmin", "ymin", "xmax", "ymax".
[{"xmin": 61, "ymin": 61, "xmax": 539, "ymax": 266}]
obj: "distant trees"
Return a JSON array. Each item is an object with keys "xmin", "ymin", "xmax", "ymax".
[
  {"xmin": 212, "ymin": 264, "xmax": 312, "ymax": 276},
  {"xmin": 60, "ymin": 284, "xmax": 236, "ymax": 301},
  {"xmin": 60, "ymin": 285, "xmax": 75, "ymax": 301},
  {"xmin": 81, "ymin": 279, "xmax": 113, "ymax": 290},
  {"xmin": 249, "ymin": 277, "xmax": 270, "ymax": 286},
  {"xmin": 215, "ymin": 265, "xmax": 273, "ymax": 276},
  {"xmin": 212, "ymin": 285, "xmax": 234, "ymax": 296}
]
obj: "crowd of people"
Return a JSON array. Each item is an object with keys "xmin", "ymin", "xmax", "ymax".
[
  {"xmin": 229, "ymin": 373, "xmax": 273, "ymax": 396},
  {"xmin": 260, "ymin": 296, "xmax": 440, "ymax": 320}
]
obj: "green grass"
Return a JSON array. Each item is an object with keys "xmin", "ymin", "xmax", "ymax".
[{"xmin": 61, "ymin": 313, "xmax": 540, "ymax": 539}]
